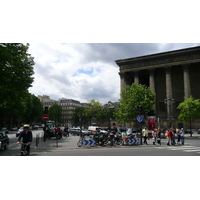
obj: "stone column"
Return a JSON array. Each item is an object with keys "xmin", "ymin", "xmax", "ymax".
[
  {"xmin": 183, "ymin": 64, "xmax": 191, "ymax": 98},
  {"xmin": 165, "ymin": 67, "xmax": 173, "ymax": 119},
  {"xmin": 119, "ymin": 72, "xmax": 126, "ymax": 93},
  {"xmin": 149, "ymin": 69, "xmax": 156, "ymax": 112},
  {"xmin": 134, "ymin": 71, "xmax": 139, "ymax": 84},
  {"xmin": 149, "ymin": 69, "xmax": 155, "ymax": 93}
]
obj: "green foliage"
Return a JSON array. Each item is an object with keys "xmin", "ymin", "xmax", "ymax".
[
  {"xmin": 177, "ymin": 96, "xmax": 200, "ymax": 122},
  {"xmin": 85, "ymin": 99, "xmax": 104, "ymax": 119},
  {"xmin": 73, "ymin": 106, "xmax": 91, "ymax": 126},
  {"xmin": 115, "ymin": 83, "xmax": 156, "ymax": 123},
  {"xmin": 48, "ymin": 104, "xmax": 62, "ymax": 124},
  {"xmin": 0, "ymin": 43, "xmax": 35, "ymax": 107},
  {"xmin": 0, "ymin": 43, "xmax": 36, "ymax": 126}
]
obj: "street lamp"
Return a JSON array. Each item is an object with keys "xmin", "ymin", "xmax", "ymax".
[{"xmin": 164, "ymin": 98, "xmax": 175, "ymax": 128}]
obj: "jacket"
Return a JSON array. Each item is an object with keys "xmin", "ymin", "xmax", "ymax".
[{"xmin": 18, "ymin": 130, "xmax": 33, "ymax": 143}]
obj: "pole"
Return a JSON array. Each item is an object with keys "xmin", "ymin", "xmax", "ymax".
[
  {"xmin": 140, "ymin": 122, "xmax": 142, "ymax": 145},
  {"xmin": 43, "ymin": 107, "xmax": 48, "ymax": 142}
]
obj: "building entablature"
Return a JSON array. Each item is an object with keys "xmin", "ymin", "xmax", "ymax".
[{"xmin": 116, "ymin": 46, "xmax": 200, "ymax": 73}]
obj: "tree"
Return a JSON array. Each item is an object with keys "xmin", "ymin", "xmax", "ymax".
[
  {"xmin": 177, "ymin": 96, "xmax": 200, "ymax": 136},
  {"xmin": 85, "ymin": 99, "xmax": 104, "ymax": 125},
  {"xmin": 0, "ymin": 43, "xmax": 35, "ymax": 125},
  {"xmin": 73, "ymin": 107, "xmax": 91, "ymax": 128},
  {"xmin": 115, "ymin": 83, "xmax": 156, "ymax": 123},
  {"xmin": 48, "ymin": 104, "xmax": 62, "ymax": 125}
]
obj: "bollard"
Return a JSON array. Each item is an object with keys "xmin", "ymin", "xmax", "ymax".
[{"xmin": 36, "ymin": 133, "xmax": 40, "ymax": 147}]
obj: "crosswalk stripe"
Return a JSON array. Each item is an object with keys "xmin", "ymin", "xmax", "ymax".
[
  {"xmin": 182, "ymin": 149, "xmax": 200, "ymax": 152},
  {"xmin": 156, "ymin": 145, "xmax": 200, "ymax": 153}
]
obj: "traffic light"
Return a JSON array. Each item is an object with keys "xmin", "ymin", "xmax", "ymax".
[{"xmin": 137, "ymin": 105, "xmax": 142, "ymax": 115}]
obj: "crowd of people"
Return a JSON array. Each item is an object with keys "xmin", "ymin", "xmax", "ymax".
[{"xmin": 141, "ymin": 127, "xmax": 185, "ymax": 146}]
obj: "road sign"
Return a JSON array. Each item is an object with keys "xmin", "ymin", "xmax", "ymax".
[
  {"xmin": 42, "ymin": 114, "xmax": 49, "ymax": 121},
  {"xmin": 82, "ymin": 140, "xmax": 96, "ymax": 146},
  {"xmin": 137, "ymin": 115, "xmax": 143, "ymax": 122},
  {"xmin": 127, "ymin": 138, "xmax": 140, "ymax": 144}
]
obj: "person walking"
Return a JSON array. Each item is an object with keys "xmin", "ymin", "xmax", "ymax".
[
  {"xmin": 157, "ymin": 128, "xmax": 161, "ymax": 145},
  {"xmin": 166, "ymin": 129, "xmax": 171, "ymax": 146},
  {"xmin": 152, "ymin": 128, "xmax": 158, "ymax": 145},
  {"xmin": 170, "ymin": 129, "xmax": 176, "ymax": 145},
  {"xmin": 180, "ymin": 128, "xmax": 185, "ymax": 145},
  {"xmin": 142, "ymin": 127, "xmax": 148, "ymax": 145},
  {"xmin": 176, "ymin": 128, "xmax": 181, "ymax": 145},
  {"xmin": 64, "ymin": 125, "xmax": 69, "ymax": 138},
  {"xmin": 16, "ymin": 125, "xmax": 33, "ymax": 155}
]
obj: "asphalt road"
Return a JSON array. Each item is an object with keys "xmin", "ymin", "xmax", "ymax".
[{"xmin": 1, "ymin": 129, "xmax": 200, "ymax": 156}]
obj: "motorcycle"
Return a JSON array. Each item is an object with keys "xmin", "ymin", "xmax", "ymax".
[
  {"xmin": 46, "ymin": 129, "xmax": 62, "ymax": 139},
  {"xmin": 123, "ymin": 133, "xmax": 136, "ymax": 145},
  {"xmin": 114, "ymin": 133, "xmax": 123, "ymax": 145}
]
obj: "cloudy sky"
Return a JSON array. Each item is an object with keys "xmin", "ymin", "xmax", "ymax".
[{"xmin": 28, "ymin": 43, "xmax": 200, "ymax": 104}]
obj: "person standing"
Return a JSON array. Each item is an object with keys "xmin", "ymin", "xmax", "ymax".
[
  {"xmin": 180, "ymin": 128, "xmax": 185, "ymax": 145},
  {"xmin": 16, "ymin": 125, "xmax": 33, "ymax": 155},
  {"xmin": 176, "ymin": 128, "xmax": 181, "ymax": 145},
  {"xmin": 152, "ymin": 128, "xmax": 158, "ymax": 145},
  {"xmin": 142, "ymin": 127, "xmax": 148, "ymax": 145},
  {"xmin": 170, "ymin": 129, "xmax": 176, "ymax": 145},
  {"xmin": 166, "ymin": 129, "xmax": 171, "ymax": 146},
  {"xmin": 64, "ymin": 125, "xmax": 69, "ymax": 137}
]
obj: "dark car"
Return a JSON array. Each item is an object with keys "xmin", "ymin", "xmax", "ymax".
[
  {"xmin": 185, "ymin": 130, "xmax": 193, "ymax": 135},
  {"xmin": 0, "ymin": 132, "xmax": 9, "ymax": 150},
  {"xmin": 0, "ymin": 127, "xmax": 9, "ymax": 134}
]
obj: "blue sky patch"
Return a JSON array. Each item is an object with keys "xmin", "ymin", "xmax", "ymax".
[{"xmin": 78, "ymin": 69, "xmax": 94, "ymax": 75}]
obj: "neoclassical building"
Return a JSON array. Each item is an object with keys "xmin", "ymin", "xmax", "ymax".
[{"xmin": 115, "ymin": 46, "xmax": 200, "ymax": 129}]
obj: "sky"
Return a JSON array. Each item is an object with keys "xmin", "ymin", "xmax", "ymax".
[
  {"xmin": 28, "ymin": 43, "xmax": 200, "ymax": 104},
  {"xmin": 2, "ymin": 0, "xmax": 200, "ymax": 194}
]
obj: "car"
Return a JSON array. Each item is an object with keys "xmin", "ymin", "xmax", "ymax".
[
  {"xmin": 0, "ymin": 132, "xmax": 9, "ymax": 150},
  {"xmin": 88, "ymin": 126, "xmax": 99, "ymax": 133},
  {"xmin": 16, "ymin": 127, "xmax": 23, "ymax": 137},
  {"xmin": 10, "ymin": 127, "xmax": 18, "ymax": 131},
  {"xmin": 70, "ymin": 128, "xmax": 91, "ymax": 136},
  {"xmin": 69, "ymin": 128, "xmax": 81, "ymax": 135},
  {"xmin": 32, "ymin": 125, "xmax": 39, "ymax": 130},
  {"xmin": 0, "ymin": 127, "xmax": 9, "ymax": 134},
  {"xmin": 185, "ymin": 130, "xmax": 193, "ymax": 135}
]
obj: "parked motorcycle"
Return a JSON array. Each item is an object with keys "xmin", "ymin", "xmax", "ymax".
[{"xmin": 46, "ymin": 129, "xmax": 62, "ymax": 139}]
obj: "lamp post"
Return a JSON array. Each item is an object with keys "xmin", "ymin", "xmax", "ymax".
[{"xmin": 164, "ymin": 98, "xmax": 175, "ymax": 128}]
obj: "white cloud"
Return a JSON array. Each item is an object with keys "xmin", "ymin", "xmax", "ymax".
[{"xmin": 28, "ymin": 43, "xmax": 200, "ymax": 104}]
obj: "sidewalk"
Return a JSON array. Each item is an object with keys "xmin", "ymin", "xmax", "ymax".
[{"xmin": 31, "ymin": 133, "xmax": 200, "ymax": 151}]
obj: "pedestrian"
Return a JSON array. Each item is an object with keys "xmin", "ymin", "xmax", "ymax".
[
  {"xmin": 121, "ymin": 131, "xmax": 127, "ymax": 145},
  {"xmin": 142, "ymin": 127, "xmax": 148, "ymax": 145},
  {"xmin": 176, "ymin": 128, "xmax": 181, "ymax": 145},
  {"xmin": 64, "ymin": 125, "xmax": 69, "ymax": 138},
  {"xmin": 152, "ymin": 128, "xmax": 158, "ymax": 145},
  {"xmin": 170, "ymin": 129, "xmax": 176, "ymax": 145},
  {"xmin": 16, "ymin": 125, "xmax": 33, "ymax": 155},
  {"xmin": 157, "ymin": 128, "xmax": 161, "ymax": 144},
  {"xmin": 180, "ymin": 128, "xmax": 185, "ymax": 145},
  {"xmin": 165, "ymin": 129, "xmax": 171, "ymax": 146}
]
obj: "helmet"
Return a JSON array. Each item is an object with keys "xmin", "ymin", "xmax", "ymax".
[{"xmin": 23, "ymin": 125, "xmax": 29, "ymax": 129}]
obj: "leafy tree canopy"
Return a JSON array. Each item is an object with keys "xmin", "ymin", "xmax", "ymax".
[
  {"xmin": 177, "ymin": 96, "xmax": 200, "ymax": 122},
  {"xmin": 0, "ymin": 43, "xmax": 35, "ymax": 109},
  {"xmin": 115, "ymin": 83, "xmax": 156, "ymax": 123}
]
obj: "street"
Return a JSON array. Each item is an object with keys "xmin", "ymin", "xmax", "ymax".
[{"xmin": 1, "ymin": 129, "xmax": 200, "ymax": 156}]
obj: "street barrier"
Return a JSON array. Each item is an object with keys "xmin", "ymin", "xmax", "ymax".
[
  {"xmin": 126, "ymin": 138, "xmax": 140, "ymax": 145},
  {"xmin": 77, "ymin": 139, "xmax": 96, "ymax": 147}
]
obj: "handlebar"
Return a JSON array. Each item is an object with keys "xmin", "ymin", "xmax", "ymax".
[{"xmin": 17, "ymin": 142, "xmax": 30, "ymax": 145}]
